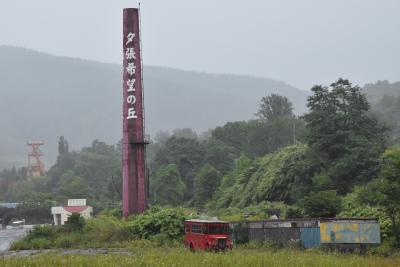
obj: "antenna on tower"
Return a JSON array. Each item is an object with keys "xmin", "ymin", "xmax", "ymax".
[{"xmin": 27, "ymin": 141, "xmax": 46, "ymax": 178}]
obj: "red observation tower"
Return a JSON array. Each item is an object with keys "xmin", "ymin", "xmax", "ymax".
[
  {"xmin": 27, "ymin": 141, "xmax": 46, "ymax": 178},
  {"xmin": 122, "ymin": 8, "xmax": 148, "ymax": 217}
]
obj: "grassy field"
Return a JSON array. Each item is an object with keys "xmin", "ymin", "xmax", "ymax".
[{"xmin": 1, "ymin": 248, "xmax": 400, "ymax": 267}]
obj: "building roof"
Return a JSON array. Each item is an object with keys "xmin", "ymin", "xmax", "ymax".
[
  {"xmin": 63, "ymin": 206, "xmax": 89, "ymax": 213},
  {"xmin": 319, "ymin": 217, "xmax": 378, "ymax": 222},
  {"xmin": 185, "ymin": 219, "xmax": 228, "ymax": 223},
  {"xmin": 231, "ymin": 217, "xmax": 378, "ymax": 224}
]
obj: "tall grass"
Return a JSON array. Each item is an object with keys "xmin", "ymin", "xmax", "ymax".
[{"xmin": 1, "ymin": 248, "xmax": 400, "ymax": 267}]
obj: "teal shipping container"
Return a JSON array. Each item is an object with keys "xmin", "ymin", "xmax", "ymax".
[{"xmin": 300, "ymin": 227, "xmax": 320, "ymax": 248}]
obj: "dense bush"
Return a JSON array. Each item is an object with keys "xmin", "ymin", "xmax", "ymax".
[
  {"xmin": 83, "ymin": 215, "xmax": 130, "ymax": 243},
  {"xmin": 340, "ymin": 206, "xmax": 392, "ymax": 240},
  {"xmin": 340, "ymin": 183, "xmax": 392, "ymax": 240},
  {"xmin": 25, "ymin": 224, "xmax": 57, "ymax": 242},
  {"xmin": 128, "ymin": 206, "xmax": 196, "ymax": 240},
  {"xmin": 11, "ymin": 225, "xmax": 57, "ymax": 250}
]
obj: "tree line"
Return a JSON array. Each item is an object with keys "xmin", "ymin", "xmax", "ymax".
[{"xmin": 1, "ymin": 78, "xmax": 400, "ymax": 247}]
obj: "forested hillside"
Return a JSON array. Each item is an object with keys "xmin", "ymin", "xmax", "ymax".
[
  {"xmin": 365, "ymin": 81, "xmax": 400, "ymax": 144},
  {"xmin": 0, "ymin": 93, "xmax": 304, "ymax": 211},
  {"xmin": 0, "ymin": 46, "xmax": 309, "ymax": 169},
  {"xmin": 2, "ymin": 78, "xmax": 400, "ymax": 247},
  {"xmin": 364, "ymin": 80, "xmax": 400, "ymax": 104}
]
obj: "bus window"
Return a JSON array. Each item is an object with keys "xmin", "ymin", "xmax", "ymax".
[
  {"xmin": 192, "ymin": 224, "xmax": 202, "ymax": 234},
  {"xmin": 209, "ymin": 225, "xmax": 229, "ymax": 234}
]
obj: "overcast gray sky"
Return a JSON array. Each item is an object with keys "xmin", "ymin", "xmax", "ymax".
[{"xmin": 1, "ymin": 0, "xmax": 399, "ymax": 90}]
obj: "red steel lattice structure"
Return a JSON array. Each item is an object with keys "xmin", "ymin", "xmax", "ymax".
[
  {"xmin": 27, "ymin": 141, "xmax": 46, "ymax": 177},
  {"xmin": 122, "ymin": 8, "xmax": 148, "ymax": 217}
]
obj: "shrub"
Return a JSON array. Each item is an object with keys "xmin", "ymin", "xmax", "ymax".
[
  {"xmin": 366, "ymin": 239, "xmax": 399, "ymax": 257},
  {"xmin": 285, "ymin": 206, "xmax": 303, "ymax": 219},
  {"xmin": 25, "ymin": 224, "xmax": 57, "ymax": 241},
  {"xmin": 83, "ymin": 215, "xmax": 131, "ymax": 243},
  {"xmin": 128, "ymin": 206, "xmax": 194, "ymax": 240},
  {"xmin": 99, "ymin": 208, "xmax": 122, "ymax": 218},
  {"xmin": 64, "ymin": 213, "xmax": 85, "ymax": 232}
]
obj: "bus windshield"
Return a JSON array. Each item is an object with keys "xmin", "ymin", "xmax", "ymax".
[{"xmin": 208, "ymin": 225, "xmax": 229, "ymax": 234}]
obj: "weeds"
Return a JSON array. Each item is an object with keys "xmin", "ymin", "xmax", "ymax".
[{"xmin": 2, "ymin": 248, "xmax": 400, "ymax": 267}]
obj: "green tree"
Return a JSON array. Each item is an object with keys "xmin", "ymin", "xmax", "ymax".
[
  {"xmin": 64, "ymin": 213, "xmax": 85, "ymax": 232},
  {"xmin": 58, "ymin": 171, "xmax": 91, "ymax": 201},
  {"xmin": 47, "ymin": 139, "xmax": 121, "ymax": 207},
  {"xmin": 373, "ymin": 95, "xmax": 400, "ymax": 144},
  {"xmin": 212, "ymin": 118, "xmax": 306, "ymax": 159},
  {"xmin": 153, "ymin": 137, "xmax": 204, "ymax": 201},
  {"xmin": 300, "ymin": 190, "xmax": 342, "ymax": 217},
  {"xmin": 202, "ymin": 139, "xmax": 237, "ymax": 174},
  {"xmin": 246, "ymin": 117, "xmax": 306, "ymax": 157},
  {"xmin": 150, "ymin": 164, "xmax": 186, "ymax": 206},
  {"xmin": 304, "ymin": 79, "xmax": 387, "ymax": 193},
  {"xmin": 256, "ymin": 94, "xmax": 293, "ymax": 121},
  {"xmin": 379, "ymin": 148, "xmax": 400, "ymax": 247},
  {"xmin": 214, "ymin": 154, "xmax": 253, "ymax": 208},
  {"xmin": 214, "ymin": 145, "xmax": 318, "ymax": 208},
  {"xmin": 172, "ymin": 128, "xmax": 198, "ymax": 139},
  {"xmin": 212, "ymin": 121, "xmax": 250, "ymax": 155},
  {"xmin": 73, "ymin": 140, "xmax": 121, "ymax": 205},
  {"xmin": 193, "ymin": 164, "xmax": 222, "ymax": 207},
  {"xmin": 58, "ymin": 136, "xmax": 69, "ymax": 155}
]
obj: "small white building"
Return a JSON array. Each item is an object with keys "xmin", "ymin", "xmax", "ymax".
[{"xmin": 51, "ymin": 199, "xmax": 93, "ymax": 226}]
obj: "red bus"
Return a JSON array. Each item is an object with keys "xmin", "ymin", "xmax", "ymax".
[{"xmin": 184, "ymin": 219, "xmax": 233, "ymax": 252}]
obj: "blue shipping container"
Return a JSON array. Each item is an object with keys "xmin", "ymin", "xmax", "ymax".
[{"xmin": 300, "ymin": 227, "xmax": 320, "ymax": 248}]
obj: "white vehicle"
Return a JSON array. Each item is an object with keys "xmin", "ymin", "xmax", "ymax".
[{"xmin": 10, "ymin": 219, "xmax": 25, "ymax": 229}]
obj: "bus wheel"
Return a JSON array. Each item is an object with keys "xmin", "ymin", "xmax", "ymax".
[{"xmin": 190, "ymin": 243, "xmax": 195, "ymax": 252}]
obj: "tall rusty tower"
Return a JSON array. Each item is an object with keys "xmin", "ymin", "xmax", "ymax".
[
  {"xmin": 122, "ymin": 8, "xmax": 148, "ymax": 217},
  {"xmin": 27, "ymin": 141, "xmax": 46, "ymax": 177}
]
